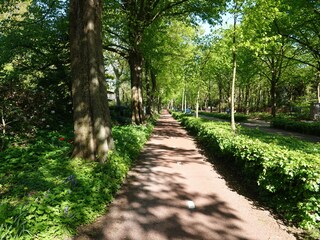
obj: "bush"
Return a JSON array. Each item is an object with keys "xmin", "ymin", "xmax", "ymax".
[
  {"xmin": 271, "ymin": 117, "xmax": 320, "ymax": 136},
  {"xmin": 247, "ymin": 112, "xmax": 273, "ymax": 121},
  {"xmin": 173, "ymin": 112, "xmax": 320, "ymax": 234},
  {"xmin": 0, "ymin": 122, "xmax": 154, "ymax": 239},
  {"xmin": 199, "ymin": 111, "xmax": 249, "ymax": 122}
]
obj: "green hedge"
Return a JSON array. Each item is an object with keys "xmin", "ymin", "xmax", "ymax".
[
  {"xmin": 172, "ymin": 112, "xmax": 320, "ymax": 233},
  {"xmin": 271, "ymin": 117, "xmax": 320, "ymax": 136},
  {"xmin": 200, "ymin": 111, "xmax": 249, "ymax": 122},
  {"xmin": 0, "ymin": 122, "xmax": 155, "ymax": 239}
]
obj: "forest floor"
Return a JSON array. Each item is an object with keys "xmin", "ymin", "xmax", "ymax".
[{"xmin": 75, "ymin": 111, "xmax": 300, "ymax": 240}]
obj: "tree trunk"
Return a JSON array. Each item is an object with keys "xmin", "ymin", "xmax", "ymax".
[
  {"xmin": 128, "ymin": 50, "xmax": 144, "ymax": 124},
  {"xmin": 270, "ymin": 75, "xmax": 277, "ymax": 117},
  {"xmin": 157, "ymin": 95, "xmax": 162, "ymax": 113},
  {"xmin": 145, "ymin": 63, "xmax": 151, "ymax": 116},
  {"xmin": 245, "ymin": 85, "xmax": 250, "ymax": 114},
  {"xmin": 112, "ymin": 65, "xmax": 122, "ymax": 107},
  {"xmin": 184, "ymin": 91, "xmax": 187, "ymax": 113},
  {"xmin": 208, "ymin": 79, "xmax": 213, "ymax": 112},
  {"xmin": 181, "ymin": 88, "xmax": 185, "ymax": 112},
  {"xmin": 196, "ymin": 89, "xmax": 200, "ymax": 118},
  {"xmin": 231, "ymin": 3, "xmax": 237, "ymax": 133},
  {"xmin": 218, "ymin": 84, "xmax": 222, "ymax": 113},
  {"xmin": 70, "ymin": 0, "xmax": 114, "ymax": 162},
  {"xmin": 150, "ymin": 69, "xmax": 157, "ymax": 113},
  {"xmin": 317, "ymin": 70, "xmax": 320, "ymax": 103}
]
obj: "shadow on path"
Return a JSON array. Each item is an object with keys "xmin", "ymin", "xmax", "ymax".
[{"xmin": 75, "ymin": 112, "xmax": 295, "ymax": 240}]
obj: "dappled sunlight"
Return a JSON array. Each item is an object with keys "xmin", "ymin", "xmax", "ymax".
[{"xmin": 75, "ymin": 113, "xmax": 294, "ymax": 240}]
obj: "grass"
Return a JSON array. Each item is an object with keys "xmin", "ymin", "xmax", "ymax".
[{"xmin": 0, "ymin": 122, "xmax": 154, "ymax": 239}]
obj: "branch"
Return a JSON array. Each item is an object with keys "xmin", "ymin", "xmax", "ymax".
[
  {"xmin": 150, "ymin": 0, "xmax": 189, "ymax": 24},
  {"xmin": 282, "ymin": 54, "xmax": 318, "ymax": 69},
  {"xmin": 103, "ymin": 45, "xmax": 128, "ymax": 58},
  {"xmin": 104, "ymin": 28, "xmax": 128, "ymax": 45},
  {"xmin": 274, "ymin": 20, "xmax": 320, "ymax": 58}
]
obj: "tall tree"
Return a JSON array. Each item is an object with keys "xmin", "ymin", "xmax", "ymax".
[
  {"xmin": 273, "ymin": 0, "xmax": 320, "ymax": 103},
  {"xmin": 105, "ymin": 0, "xmax": 225, "ymax": 124},
  {"xmin": 70, "ymin": 0, "xmax": 114, "ymax": 162},
  {"xmin": 230, "ymin": 0, "xmax": 239, "ymax": 132}
]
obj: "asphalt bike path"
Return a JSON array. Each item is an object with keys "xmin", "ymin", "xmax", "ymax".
[{"xmin": 76, "ymin": 111, "xmax": 296, "ymax": 240}]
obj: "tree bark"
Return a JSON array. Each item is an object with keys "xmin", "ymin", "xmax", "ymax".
[
  {"xmin": 196, "ymin": 89, "xmax": 200, "ymax": 118},
  {"xmin": 231, "ymin": 3, "xmax": 237, "ymax": 133},
  {"xmin": 145, "ymin": 62, "xmax": 155, "ymax": 116},
  {"xmin": 270, "ymin": 75, "xmax": 277, "ymax": 117},
  {"xmin": 218, "ymin": 83, "xmax": 222, "ymax": 113},
  {"xmin": 150, "ymin": 69, "xmax": 157, "ymax": 113},
  {"xmin": 208, "ymin": 80, "xmax": 213, "ymax": 112},
  {"xmin": 70, "ymin": 0, "xmax": 114, "ymax": 162},
  {"xmin": 245, "ymin": 84, "xmax": 250, "ymax": 114},
  {"xmin": 128, "ymin": 50, "xmax": 144, "ymax": 124},
  {"xmin": 112, "ymin": 65, "xmax": 122, "ymax": 107},
  {"xmin": 145, "ymin": 64, "xmax": 150, "ymax": 116}
]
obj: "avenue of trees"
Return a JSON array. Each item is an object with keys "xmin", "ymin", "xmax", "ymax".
[
  {"xmin": 0, "ymin": 0, "xmax": 319, "ymax": 159},
  {"xmin": 0, "ymin": 1, "xmax": 320, "ymax": 238}
]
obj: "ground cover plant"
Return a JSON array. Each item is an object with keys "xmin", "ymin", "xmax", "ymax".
[
  {"xmin": 0, "ymin": 122, "xmax": 154, "ymax": 239},
  {"xmin": 172, "ymin": 112, "xmax": 320, "ymax": 238}
]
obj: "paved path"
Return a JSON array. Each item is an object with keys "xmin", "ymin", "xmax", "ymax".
[{"xmin": 75, "ymin": 112, "xmax": 296, "ymax": 240}]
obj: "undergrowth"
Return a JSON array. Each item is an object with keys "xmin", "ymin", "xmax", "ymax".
[{"xmin": 0, "ymin": 122, "xmax": 154, "ymax": 239}]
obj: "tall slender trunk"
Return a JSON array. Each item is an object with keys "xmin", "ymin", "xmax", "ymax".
[
  {"xmin": 218, "ymin": 84, "xmax": 222, "ymax": 113},
  {"xmin": 196, "ymin": 89, "xmax": 200, "ymax": 118},
  {"xmin": 150, "ymin": 69, "xmax": 156, "ymax": 113},
  {"xmin": 182, "ymin": 88, "xmax": 185, "ymax": 112},
  {"xmin": 145, "ymin": 63, "xmax": 152, "ymax": 116},
  {"xmin": 245, "ymin": 85, "xmax": 250, "ymax": 114},
  {"xmin": 208, "ymin": 79, "xmax": 212, "ymax": 112},
  {"xmin": 317, "ymin": 70, "xmax": 320, "ymax": 103},
  {"xmin": 270, "ymin": 74, "xmax": 277, "ymax": 117},
  {"xmin": 184, "ymin": 91, "xmax": 187, "ymax": 113},
  {"xmin": 70, "ymin": 0, "xmax": 114, "ymax": 162},
  {"xmin": 129, "ymin": 50, "xmax": 144, "ymax": 124},
  {"xmin": 157, "ymin": 95, "xmax": 162, "ymax": 113},
  {"xmin": 231, "ymin": 2, "xmax": 237, "ymax": 132},
  {"xmin": 112, "ymin": 65, "xmax": 122, "ymax": 107}
]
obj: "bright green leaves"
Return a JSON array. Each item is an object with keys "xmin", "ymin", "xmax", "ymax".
[
  {"xmin": 0, "ymin": 121, "xmax": 155, "ymax": 239},
  {"xmin": 173, "ymin": 112, "xmax": 320, "ymax": 233}
]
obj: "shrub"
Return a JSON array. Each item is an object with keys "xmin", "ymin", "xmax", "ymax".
[
  {"xmin": 199, "ymin": 111, "xmax": 249, "ymax": 122},
  {"xmin": 271, "ymin": 117, "xmax": 320, "ymax": 136},
  {"xmin": 173, "ymin": 113, "xmax": 320, "ymax": 234}
]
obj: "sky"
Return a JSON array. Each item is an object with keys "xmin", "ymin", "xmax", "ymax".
[{"xmin": 200, "ymin": 12, "xmax": 234, "ymax": 35}]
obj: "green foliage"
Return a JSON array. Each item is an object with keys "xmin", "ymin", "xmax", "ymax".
[
  {"xmin": 271, "ymin": 117, "xmax": 320, "ymax": 136},
  {"xmin": 247, "ymin": 112, "xmax": 273, "ymax": 121},
  {"xmin": 200, "ymin": 111, "xmax": 249, "ymax": 122},
  {"xmin": 0, "ymin": 122, "xmax": 154, "ymax": 239},
  {"xmin": 173, "ymin": 112, "xmax": 320, "ymax": 234},
  {"xmin": 0, "ymin": 1, "xmax": 71, "ymax": 137}
]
